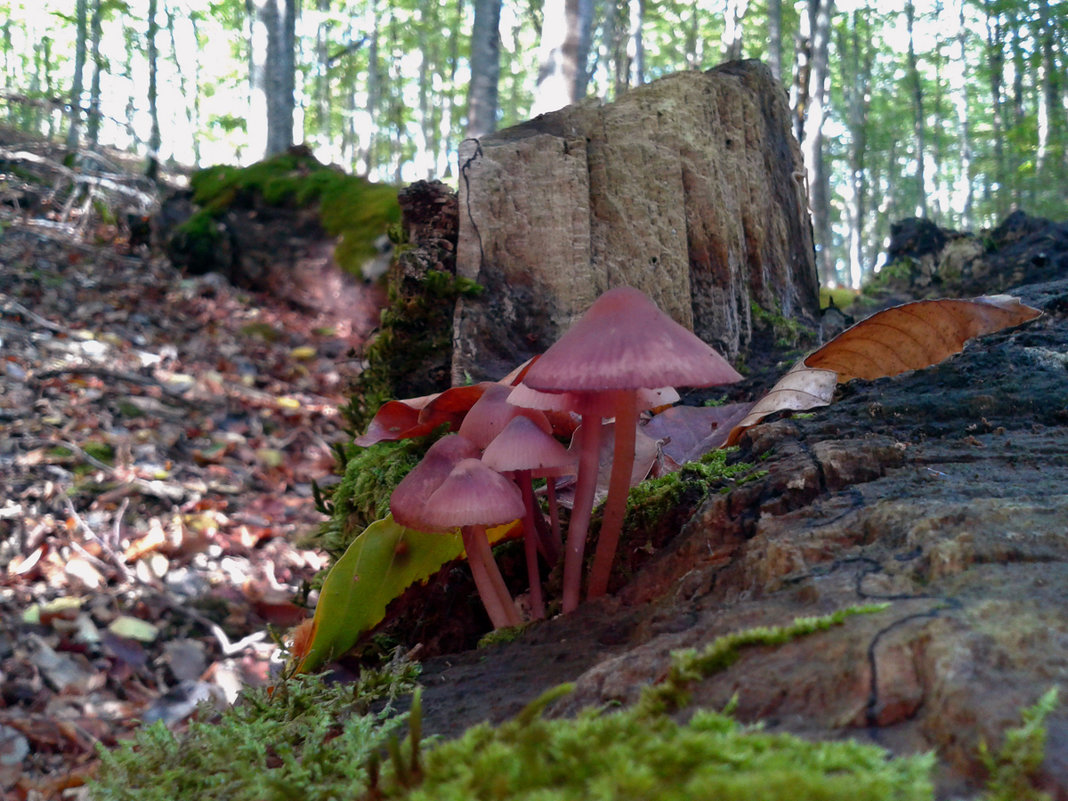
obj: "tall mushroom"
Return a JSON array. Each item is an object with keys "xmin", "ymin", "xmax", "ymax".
[
  {"xmin": 519, "ymin": 286, "xmax": 742, "ymax": 611},
  {"xmin": 481, "ymin": 415, "xmax": 577, "ymax": 619}
]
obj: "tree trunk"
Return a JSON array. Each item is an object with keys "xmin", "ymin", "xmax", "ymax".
[
  {"xmin": 66, "ymin": 0, "xmax": 88, "ymax": 151},
  {"xmin": 86, "ymin": 0, "xmax": 102, "ymax": 146},
  {"xmin": 801, "ymin": 0, "xmax": 833, "ymax": 285},
  {"xmin": 146, "ymin": 0, "xmax": 160, "ymax": 180},
  {"xmin": 839, "ymin": 9, "xmax": 871, "ymax": 288},
  {"xmin": 722, "ymin": 0, "xmax": 749, "ymax": 61},
  {"xmin": 766, "ymin": 0, "xmax": 782, "ymax": 81},
  {"xmin": 453, "ymin": 61, "xmax": 819, "ymax": 383},
  {"xmin": 530, "ymin": 0, "xmax": 594, "ymax": 116},
  {"xmin": 467, "ymin": 0, "xmax": 501, "ymax": 138},
  {"xmin": 983, "ymin": 0, "xmax": 1007, "ymax": 217},
  {"xmin": 249, "ymin": 0, "xmax": 296, "ymax": 160},
  {"xmin": 905, "ymin": 0, "xmax": 927, "ymax": 217},
  {"xmin": 950, "ymin": 0, "xmax": 973, "ymax": 225}
]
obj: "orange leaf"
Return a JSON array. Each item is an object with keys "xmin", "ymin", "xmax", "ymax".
[{"xmin": 804, "ymin": 295, "xmax": 1042, "ymax": 382}]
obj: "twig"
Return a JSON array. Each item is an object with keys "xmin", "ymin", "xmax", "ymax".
[
  {"xmin": 63, "ymin": 495, "xmax": 135, "ymax": 580},
  {"xmin": 0, "ymin": 292, "xmax": 69, "ymax": 334}
]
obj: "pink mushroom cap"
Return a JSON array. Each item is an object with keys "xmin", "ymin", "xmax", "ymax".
[
  {"xmin": 521, "ymin": 286, "xmax": 742, "ymax": 392},
  {"xmin": 421, "ymin": 458, "xmax": 526, "ymax": 530}
]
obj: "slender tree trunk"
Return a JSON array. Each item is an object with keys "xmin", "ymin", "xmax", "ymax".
[
  {"xmin": 685, "ymin": 0, "xmax": 702, "ymax": 69},
  {"xmin": 800, "ymin": 0, "xmax": 834, "ymax": 285},
  {"xmin": 249, "ymin": 0, "xmax": 296, "ymax": 160},
  {"xmin": 467, "ymin": 0, "xmax": 501, "ymax": 137},
  {"xmin": 43, "ymin": 37, "xmax": 55, "ymax": 137},
  {"xmin": 86, "ymin": 0, "xmax": 103, "ymax": 146},
  {"xmin": 364, "ymin": 0, "xmax": 380, "ymax": 173},
  {"xmin": 628, "ymin": 0, "xmax": 644, "ymax": 86},
  {"xmin": 530, "ymin": 0, "xmax": 594, "ymax": 116},
  {"xmin": 984, "ymin": 0, "xmax": 1007, "ymax": 216},
  {"xmin": 767, "ymin": 0, "xmax": 782, "ymax": 81},
  {"xmin": 722, "ymin": 0, "xmax": 749, "ymax": 61},
  {"xmin": 66, "ymin": 0, "xmax": 88, "ymax": 151},
  {"xmin": 790, "ymin": 0, "xmax": 812, "ymax": 144},
  {"xmin": 146, "ymin": 0, "xmax": 160, "ymax": 180},
  {"xmin": 949, "ymin": 0, "xmax": 973, "ymax": 225},
  {"xmin": 839, "ymin": 9, "xmax": 871, "ymax": 287},
  {"xmin": 905, "ymin": 0, "xmax": 927, "ymax": 217},
  {"xmin": 314, "ymin": 0, "xmax": 331, "ymax": 151}
]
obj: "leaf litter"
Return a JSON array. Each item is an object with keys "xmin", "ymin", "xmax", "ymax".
[{"xmin": 0, "ymin": 219, "xmax": 383, "ymax": 799}]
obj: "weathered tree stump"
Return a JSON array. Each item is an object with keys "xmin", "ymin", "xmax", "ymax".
[{"xmin": 453, "ymin": 60, "xmax": 820, "ymax": 383}]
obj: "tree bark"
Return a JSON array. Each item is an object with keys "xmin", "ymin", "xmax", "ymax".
[
  {"xmin": 905, "ymin": 0, "xmax": 927, "ymax": 217},
  {"xmin": 66, "ymin": 0, "xmax": 88, "ymax": 151},
  {"xmin": 146, "ymin": 0, "xmax": 160, "ymax": 180},
  {"xmin": 453, "ymin": 61, "xmax": 819, "ymax": 383},
  {"xmin": 86, "ymin": 0, "xmax": 102, "ymax": 146},
  {"xmin": 467, "ymin": 0, "xmax": 501, "ymax": 138},
  {"xmin": 530, "ymin": 0, "xmax": 594, "ymax": 117},
  {"xmin": 801, "ymin": 0, "xmax": 833, "ymax": 285},
  {"xmin": 249, "ymin": 0, "xmax": 296, "ymax": 160}
]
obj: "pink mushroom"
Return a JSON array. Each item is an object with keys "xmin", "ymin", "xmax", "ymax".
[
  {"xmin": 421, "ymin": 458, "xmax": 525, "ymax": 629},
  {"xmin": 481, "ymin": 415, "xmax": 577, "ymax": 618},
  {"xmin": 520, "ymin": 286, "xmax": 742, "ymax": 610}
]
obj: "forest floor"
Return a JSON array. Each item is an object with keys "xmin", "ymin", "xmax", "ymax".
[{"xmin": 0, "ymin": 199, "xmax": 385, "ymax": 798}]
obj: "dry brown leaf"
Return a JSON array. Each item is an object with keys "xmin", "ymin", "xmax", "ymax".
[
  {"xmin": 724, "ymin": 295, "xmax": 1041, "ymax": 447},
  {"xmin": 724, "ymin": 363, "xmax": 838, "ymax": 446},
  {"xmin": 804, "ymin": 295, "xmax": 1042, "ymax": 382}
]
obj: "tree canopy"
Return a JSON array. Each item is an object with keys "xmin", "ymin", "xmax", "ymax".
[{"xmin": 1, "ymin": 0, "xmax": 1064, "ymax": 287}]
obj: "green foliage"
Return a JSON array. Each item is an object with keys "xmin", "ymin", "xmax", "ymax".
[
  {"xmin": 749, "ymin": 299, "xmax": 814, "ymax": 350},
  {"xmin": 980, "ymin": 687, "xmax": 1059, "ymax": 801},
  {"xmin": 90, "ymin": 665, "xmax": 418, "ymax": 801},
  {"xmin": 182, "ymin": 150, "xmax": 400, "ymax": 277},
  {"xmin": 292, "ymin": 516, "xmax": 470, "ymax": 674}
]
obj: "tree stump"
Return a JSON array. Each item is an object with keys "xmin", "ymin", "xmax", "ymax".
[{"xmin": 453, "ymin": 60, "xmax": 820, "ymax": 383}]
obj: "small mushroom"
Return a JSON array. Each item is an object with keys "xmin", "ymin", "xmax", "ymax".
[
  {"xmin": 482, "ymin": 415, "xmax": 577, "ymax": 618},
  {"xmin": 389, "ymin": 434, "xmax": 480, "ymax": 530},
  {"xmin": 521, "ymin": 286, "xmax": 741, "ymax": 610},
  {"xmin": 422, "ymin": 458, "xmax": 525, "ymax": 629}
]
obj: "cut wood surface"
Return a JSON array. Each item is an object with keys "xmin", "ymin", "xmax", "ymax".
[{"xmin": 453, "ymin": 60, "xmax": 820, "ymax": 384}]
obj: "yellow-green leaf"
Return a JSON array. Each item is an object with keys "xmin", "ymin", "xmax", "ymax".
[{"xmin": 291, "ymin": 514, "xmax": 518, "ymax": 674}]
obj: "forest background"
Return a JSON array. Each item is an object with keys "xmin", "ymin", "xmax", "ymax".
[{"xmin": 1, "ymin": 0, "xmax": 1065, "ymax": 290}]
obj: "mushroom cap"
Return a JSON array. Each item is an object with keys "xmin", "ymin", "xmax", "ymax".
[
  {"xmin": 458, "ymin": 383, "xmax": 552, "ymax": 449},
  {"xmin": 522, "ymin": 286, "xmax": 742, "ymax": 392},
  {"xmin": 507, "ymin": 382, "xmax": 680, "ymax": 417},
  {"xmin": 390, "ymin": 434, "xmax": 480, "ymax": 531},
  {"xmin": 421, "ymin": 458, "xmax": 526, "ymax": 530},
  {"xmin": 481, "ymin": 415, "xmax": 578, "ymax": 476}
]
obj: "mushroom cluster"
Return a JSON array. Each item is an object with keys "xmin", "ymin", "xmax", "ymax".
[{"xmin": 388, "ymin": 286, "xmax": 740, "ymax": 627}]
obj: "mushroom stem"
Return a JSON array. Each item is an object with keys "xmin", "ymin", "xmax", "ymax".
[
  {"xmin": 561, "ymin": 414, "xmax": 603, "ymax": 614},
  {"xmin": 587, "ymin": 391, "xmax": 639, "ymax": 599},
  {"xmin": 546, "ymin": 480, "xmax": 561, "ymax": 554},
  {"xmin": 461, "ymin": 525, "xmax": 522, "ymax": 629},
  {"xmin": 517, "ymin": 470, "xmax": 546, "ymax": 619}
]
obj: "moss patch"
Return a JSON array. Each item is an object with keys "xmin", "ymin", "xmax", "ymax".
[
  {"xmin": 342, "ymin": 268, "xmax": 483, "ymax": 433},
  {"xmin": 181, "ymin": 149, "xmax": 400, "ymax": 277},
  {"xmin": 749, "ymin": 298, "xmax": 814, "ymax": 351}
]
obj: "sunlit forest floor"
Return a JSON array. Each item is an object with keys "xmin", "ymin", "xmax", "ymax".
[{"xmin": 0, "ymin": 133, "xmax": 387, "ymax": 797}]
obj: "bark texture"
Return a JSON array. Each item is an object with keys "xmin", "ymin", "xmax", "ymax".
[{"xmin": 453, "ymin": 60, "xmax": 818, "ymax": 384}]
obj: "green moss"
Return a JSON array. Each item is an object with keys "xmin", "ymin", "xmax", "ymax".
[
  {"xmin": 819, "ymin": 286, "xmax": 858, "ymax": 310},
  {"xmin": 311, "ymin": 438, "xmax": 431, "ymax": 562},
  {"xmin": 89, "ymin": 608, "xmax": 1057, "ymax": 801},
  {"xmin": 90, "ymin": 664, "xmax": 418, "ymax": 801},
  {"xmin": 613, "ymin": 449, "xmax": 759, "ymax": 543},
  {"xmin": 342, "ymin": 269, "xmax": 483, "ymax": 432},
  {"xmin": 180, "ymin": 150, "xmax": 400, "ymax": 278},
  {"xmin": 82, "ymin": 441, "xmax": 115, "ymax": 465},
  {"xmin": 749, "ymin": 298, "xmax": 813, "ymax": 350},
  {"xmin": 980, "ymin": 687, "xmax": 1059, "ymax": 801}
]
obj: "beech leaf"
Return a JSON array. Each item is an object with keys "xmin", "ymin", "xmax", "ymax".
[
  {"xmin": 724, "ymin": 364, "xmax": 838, "ymax": 446},
  {"xmin": 290, "ymin": 514, "xmax": 520, "ymax": 673},
  {"xmin": 725, "ymin": 295, "xmax": 1041, "ymax": 446},
  {"xmin": 803, "ymin": 295, "xmax": 1042, "ymax": 382}
]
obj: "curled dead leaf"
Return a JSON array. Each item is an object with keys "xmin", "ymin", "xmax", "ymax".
[
  {"xmin": 724, "ymin": 364, "xmax": 838, "ymax": 446},
  {"xmin": 804, "ymin": 295, "xmax": 1042, "ymax": 382}
]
